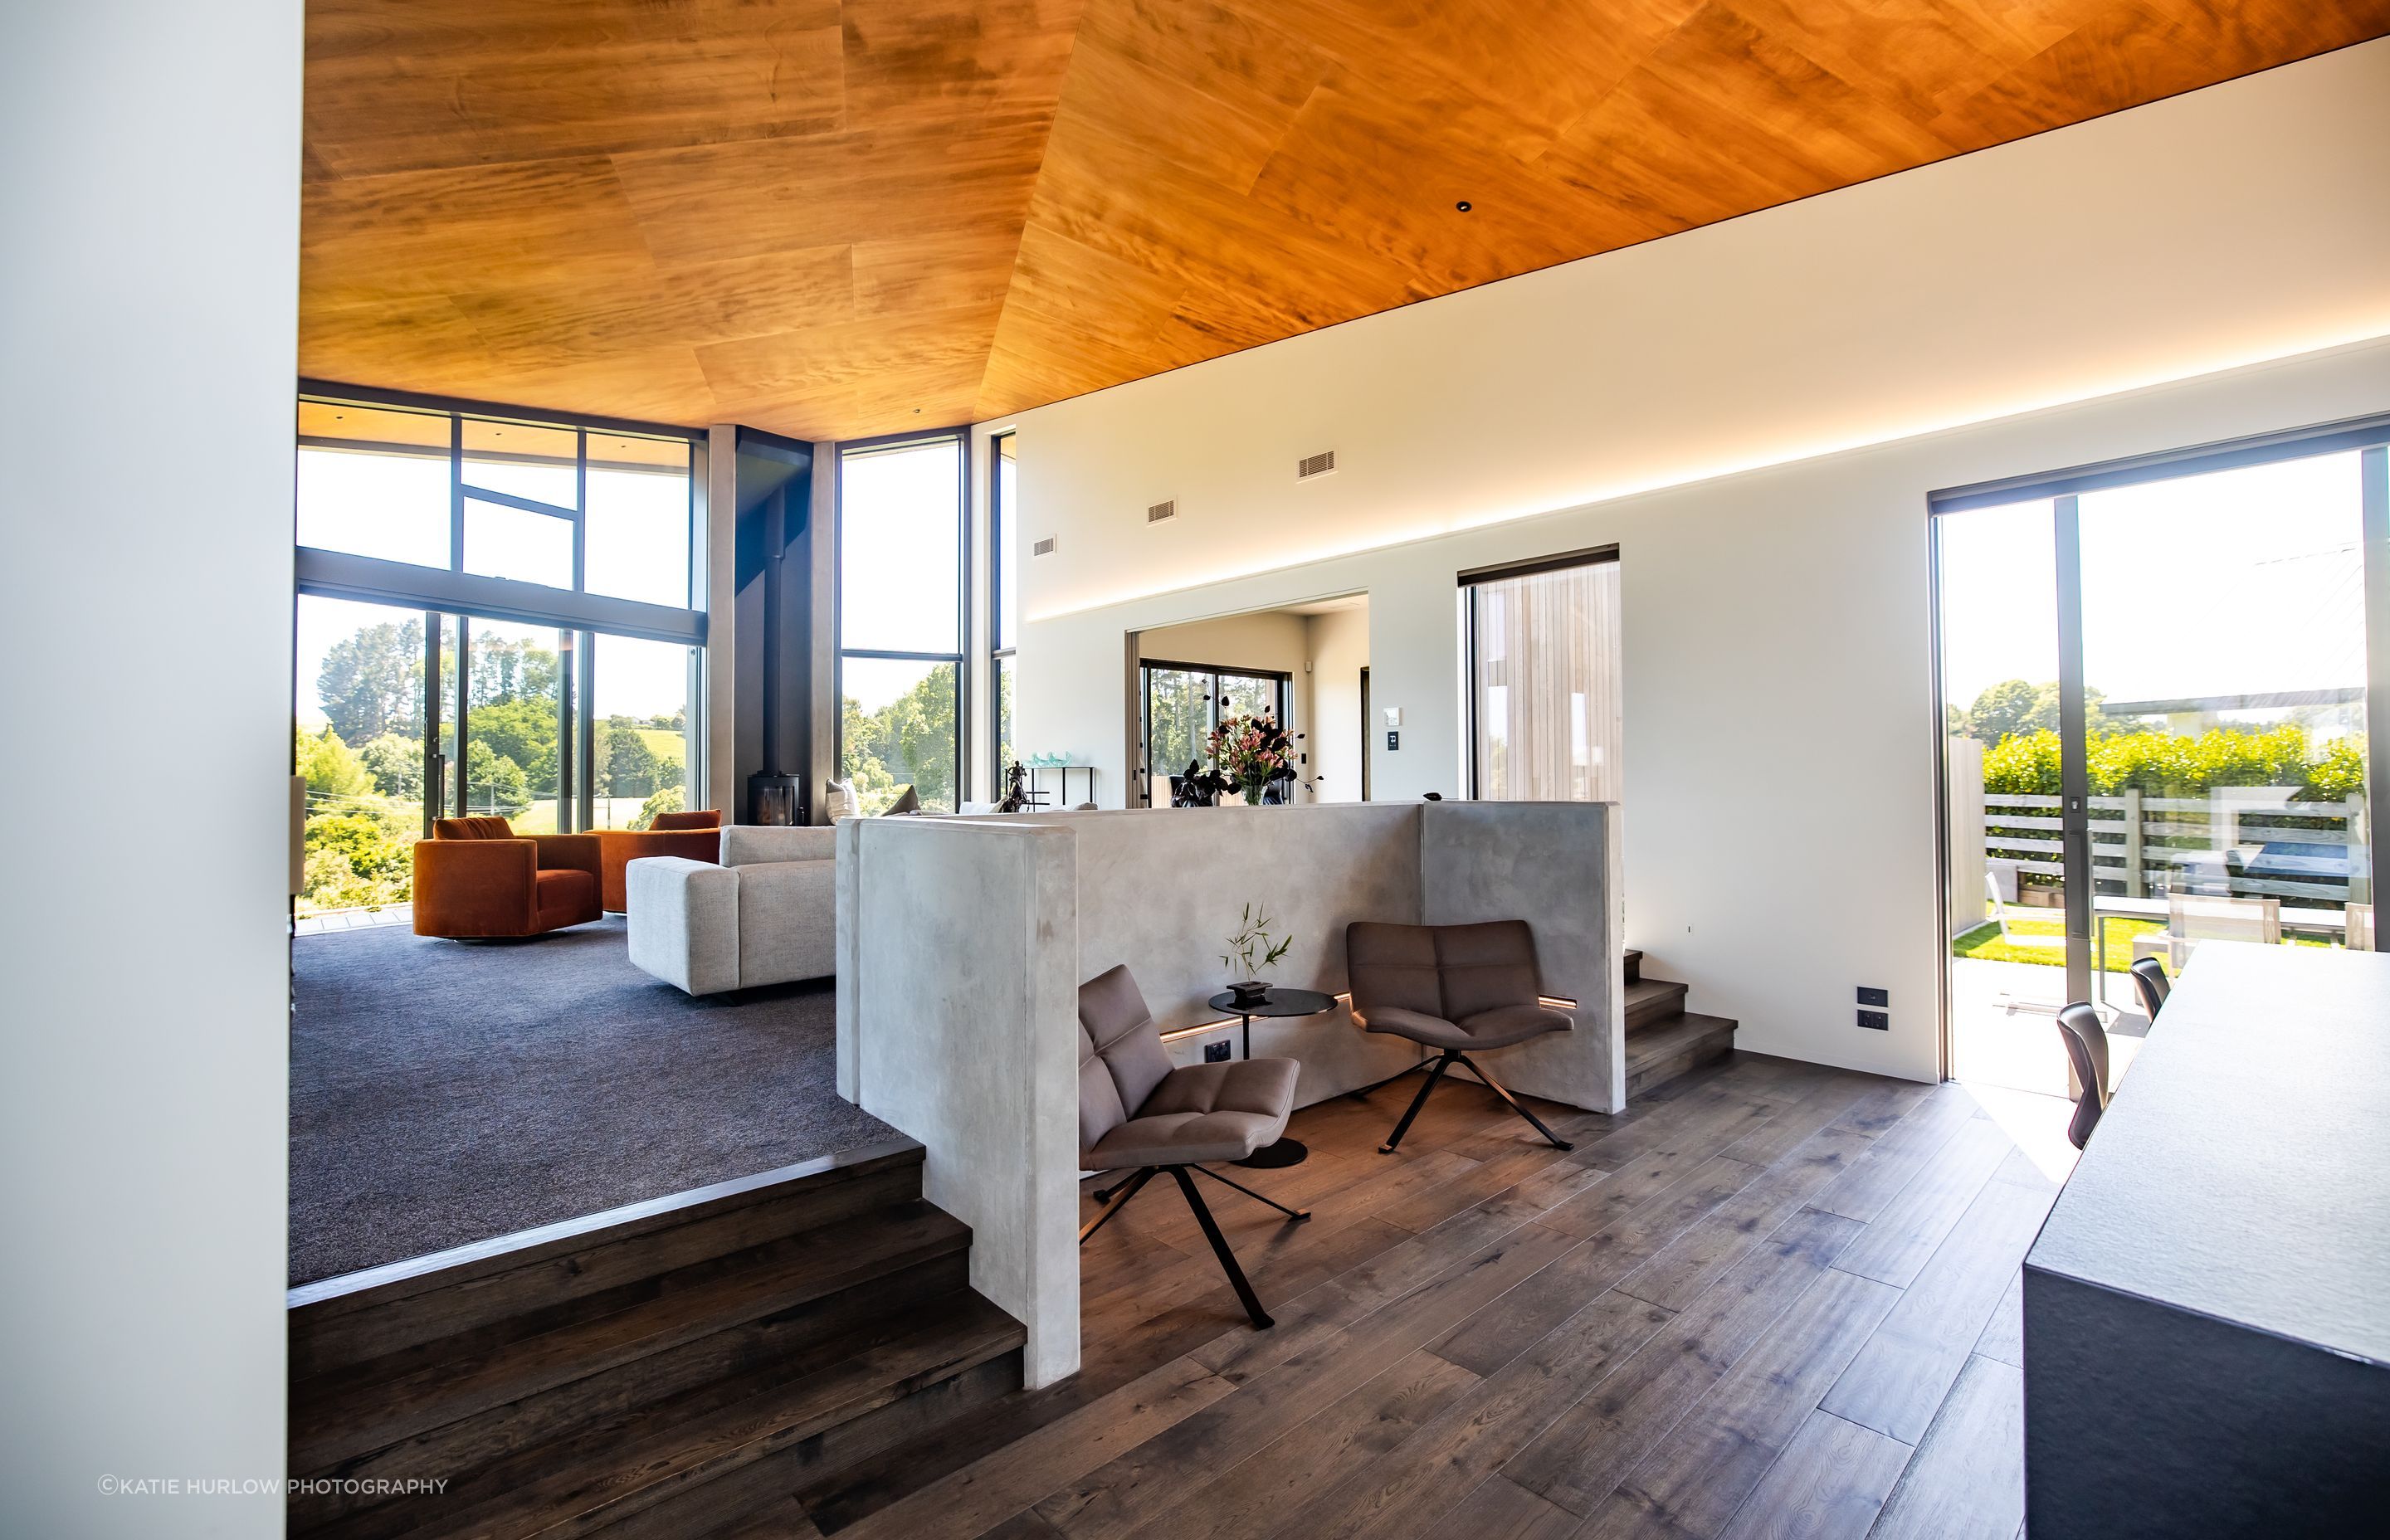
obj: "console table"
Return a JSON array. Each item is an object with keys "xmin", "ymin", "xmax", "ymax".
[{"xmin": 2022, "ymin": 941, "xmax": 2390, "ymax": 1538}]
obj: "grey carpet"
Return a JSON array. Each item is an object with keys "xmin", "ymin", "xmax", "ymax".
[{"xmin": 290, "ymin": 917, "xmax": 898, "ymax": 1285}]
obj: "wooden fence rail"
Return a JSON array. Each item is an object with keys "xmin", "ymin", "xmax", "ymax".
[{"xmin": 1981, "ymin": 791, "xmax": 2368, "ymax": 904}]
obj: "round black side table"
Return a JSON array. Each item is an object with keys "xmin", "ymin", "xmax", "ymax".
[{"xmin": 1205, "ymin": 987, "xmax": 1336, "ymax": 1169}]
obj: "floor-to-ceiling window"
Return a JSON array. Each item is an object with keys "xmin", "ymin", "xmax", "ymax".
[
  {"xmin": 1936, "ymin": 422, "xmax": 2386, "ymax": 1097},
  {"xmin": 1463, "ymin": 547, "xmax": 1623, "ymax": 801},
  {"xmin": 991, "ymin": 431, "xmax": 1017, "ymax": 795},
  {"xmin": 1138, "ymin": 661, "xmax": 1292, "ymax": 805},
  {"xmin": 838, "ymin": 433, "xmax": 966, "ymax": 813},
  {"xmin": 293, "ymin": 387, "xmax": 703, "ymax": 917}
]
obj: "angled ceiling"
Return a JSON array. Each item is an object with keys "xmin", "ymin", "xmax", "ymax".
[{"xmin": 300, "ymin": 1, "xmax": 2389, "ymax": 442}]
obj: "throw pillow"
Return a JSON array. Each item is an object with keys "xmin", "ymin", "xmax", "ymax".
[
  {"xmin": 883, "ymin": 784, "xmax": 920, "ymax": 816},
  {"xmin": 824, "ymin": 778, "xmax": 863, "ymax": 821}
]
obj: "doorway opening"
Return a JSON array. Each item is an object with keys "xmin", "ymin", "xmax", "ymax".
[{"xmin": 1128, "ymin": 593, "xmax": 1370, "ymax": 807}]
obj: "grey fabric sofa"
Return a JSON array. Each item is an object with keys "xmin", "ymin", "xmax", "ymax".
[{"xmin": 626, "ymin": 825, "xmax": 836, "ymax": 995}]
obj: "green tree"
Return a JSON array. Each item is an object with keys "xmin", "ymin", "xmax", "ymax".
[
  {"xmin": 465, "ymin": 739, "xmax": 530, "ymax": 816},
  {"xmin": 358, "ymin": 732, "xmax": 423, "ymax": 801},
  {"xmin": 295, "ymin": 724, "xmax": 373, "ymax": 798},
  {"xmin": 631, "ymin": 784, "xmax": 685, "ymax": 831},
  {"xmin": 840, "ymin": 670, "xmax": 959, "ymax": 813},
  {"xmin": 469, "ymin": 634, "xmax": 560, "ymax": 709},
  {"xmin": 470, "ymin": 696, "xmax": 561, "ymax": 797},
  {"xmin": 596, "ymin": 716, "xmax": 660, "ymax": 797},
  {"xmin": 318, "ymin": 618, "xmax": 424, "ymax": 743}
]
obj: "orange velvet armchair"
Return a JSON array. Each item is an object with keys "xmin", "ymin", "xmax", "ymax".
[
  {"xmin": 594, "ymin": 809, "xmax": 723, "ymax": 913},
  {"xmin": 412, "ymin": 817, "xmax": 603, "ymax": 938}
]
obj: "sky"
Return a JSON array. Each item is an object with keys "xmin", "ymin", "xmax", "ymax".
[{"xmin": 1937, "ymin": 449, "xmax": 2368, "ymax": 723}]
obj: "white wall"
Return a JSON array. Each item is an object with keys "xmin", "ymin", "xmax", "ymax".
[
  {"xmin": 1004, "ymin": 41, "xmax": 2390, "ymax": 1086},
  {"xmin": 0, "ymin": 2, "xmax": 300, "ymax": 1535},
  {"xmin": 1305, "ymin": 605, "xmax": 1371, "ymax": 803}
]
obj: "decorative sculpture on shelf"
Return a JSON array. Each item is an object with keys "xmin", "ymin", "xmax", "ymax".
[{"xmin": 995, "ymin": 761, "xmax": 1032, "ymax": 813}]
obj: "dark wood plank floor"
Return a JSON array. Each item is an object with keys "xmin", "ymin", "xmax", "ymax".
[{"xmin": 799, "ymin": 1052, "xmax": 2071, "ymax": 1540}]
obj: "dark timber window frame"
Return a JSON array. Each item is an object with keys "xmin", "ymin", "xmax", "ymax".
[
  {"xmin": 1137, "ymin": 659, "xmax": 1294, "ymax": 806},
  {"xmin": 293, "ymin": 381, "xmax": 707, "ymax": 833},
  {"xmin": 1458, "ymin": 543, "xmax": 1622, "ymax": 802}
]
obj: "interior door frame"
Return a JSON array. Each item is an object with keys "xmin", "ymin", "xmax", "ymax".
[{"xmin": 1930, "ymin": 411, "xmax": 2390, "ymax": 1081}]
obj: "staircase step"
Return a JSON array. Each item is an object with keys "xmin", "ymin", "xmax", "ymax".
[
  {"xmin": 291, "ymin": 1139, "xmax": 928, "ymax": 1382},
  {"xmin": 1623, "ymin": 976, "xmax": 1689, "ymax": 1030},
  {"xmin": 292, "ymin": 1201, "xmax": 972, "ymax": 1479},
  {"xmin": 1624, "ymin": 1011, "xmax": 1738, "ymax": 1101},
  {"xmin": 1624, "ymin": 948, "xmax": 1643, "ymax": 986},
  {"xmin": 358, "ymin": 1293, "xmax": 1026, "ymax": 1540}
]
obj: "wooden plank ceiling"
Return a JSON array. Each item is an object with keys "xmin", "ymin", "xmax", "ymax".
[{"xmin": 300, "ymin": 0, "xmax": 2389, "ymax": 441}]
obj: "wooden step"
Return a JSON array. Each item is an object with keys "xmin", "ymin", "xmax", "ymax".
[
  {"xmin": 1623, "ymin": 976, "xmax": 1690, "ymax": 1030},
  {"xmin": 293, "ymin": 1201, "xmax": 972, "ymax": 1479},
  {"xmin": 1624, "ymin": 948, "xmax": 1643, "ymax": 986},
  {"xmin": 1624, "ymin": 1011, "xmax": 1738, "ymax": 1100},
  {"xmin": 290, "ymin": 1139, "xmax": 929, "ymax": 1382},
  {"xmin": 319, "ymin": 1293, "xmax": 1025, "ymax": 1540}
]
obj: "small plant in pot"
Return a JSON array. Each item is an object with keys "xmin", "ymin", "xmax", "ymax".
[{"xmin": 1222, "ymin": 902, "xmax": 1294, "ymax": 1005}]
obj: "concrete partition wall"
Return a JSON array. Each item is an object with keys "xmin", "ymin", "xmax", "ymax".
[
  {"xmin": 1022, "ymin": 802, "xmax": 1429, "ymax": 1104},
  {"xmin": 1421, "ymin": 802, "xmax": 1627, "ymax": 1114},
  {"xmin": 836, "ymin": 800, "xmax": 1622, "ymax": 1385},
  {"xmin": 836, "ymin": 818, "xmax": 1083, "ymax": 1386}
]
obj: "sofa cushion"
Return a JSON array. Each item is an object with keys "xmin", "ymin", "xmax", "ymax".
[
  {"xmin": 734, "ymin": 856, "xmax": 835, "ymax": 987},
  {"xmin": 533, "ymin": 867, "xmax": 599, "ymax": 928},
  {"xmin": 721, "ymin": 824, "xmax": 836, "ymax": 867},
  {"xmin": 650, "ymin": 809, "xmax": 721, "ymax": 831},
  {"xmin": 435, "ymin": 816, "xmax": 516, "ymax": 841},
  {"xmin": 626, "ymin": 857, "xmax": 740, "ymax": 996},
  {"xmin": 1084, "ymin": 1058, "xmax": 1299, "ymax": 1168},
  {"xmin": 1436, "ymin": 920, "xmax": 1545, "ymax": 1020}
]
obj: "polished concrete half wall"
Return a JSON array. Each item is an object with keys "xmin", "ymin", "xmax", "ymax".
[{"xmin": 835, "ymin": 801, "xmax": 1619, "ymax": 1386}]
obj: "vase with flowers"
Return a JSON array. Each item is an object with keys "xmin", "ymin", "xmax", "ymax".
[{"xmin": 1204, "ymin": 711, "xmax": 1302, "ymax": 805}]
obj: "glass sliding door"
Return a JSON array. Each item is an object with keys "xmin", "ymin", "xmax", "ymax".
[
  {"xmin": 1937, "ymin": 499, "xmax": 2073, "ymax": 1091},
  {"xmin": 1464, "ymin": 550, "xmax": 1622, "ymax": 801},
  {"xmin": 1143, "ymin": 665, "xmax": 1214, "ymax": 803},
  {"xmin": 590, "ymin": 631, "xmax": 698, "ymax": 829},
  {"xmin": 295, "ymin": 595, "xmax": 437, "ymax": 917},
  {"xmin": 457, "ymin": 616, "xmax": 573, "ymax": 828},
  {"xmin": 1938, "ymin": 430, "xmax": 2386, "ymax": 1099}
]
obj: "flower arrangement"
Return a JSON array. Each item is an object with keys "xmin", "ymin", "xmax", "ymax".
[{"xmin": 1204, "ymin": 711, "xmax": 1302, "ymax": 805}]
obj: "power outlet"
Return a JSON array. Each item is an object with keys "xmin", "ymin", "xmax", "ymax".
[
  {"xmin": 1203, "ymin": 1039, "xmax": 1232, "ymax": 1063},
  {"xmin": 1857, "ymin": 1010, "xmax": 1890, "ymax": 1031},
  {"xmin": 1856, "ymin": 986, "xmax": 1889, "ymax": 1007}
]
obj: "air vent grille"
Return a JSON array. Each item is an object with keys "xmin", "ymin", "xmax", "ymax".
[
  {"xmin": 1032, "ymin": 535, "xmax": 1057, "ymax": 558},
  {"xmin": 1146, "ymin": 500, "xmax": 1177, "ymax": 524},
  {"xmin": 1298, "ymin": 450, "xmax": 1337, "ymax": 480}
]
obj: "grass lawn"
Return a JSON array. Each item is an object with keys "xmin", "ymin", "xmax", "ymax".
[
  {"xmin": 1952, "ymin": 913, "xmax": 2162, "ymax": 972},
  {"xmin": 1954, "ymin": 909, "xmax": 2336, "ymax": 969}
]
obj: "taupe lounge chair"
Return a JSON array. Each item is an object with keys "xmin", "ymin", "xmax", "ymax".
[
  {"xmin": 1076, "ymin": 965, "xmax": 1306, "ymax": 1329},
  {"xmin": 1345, "ymin": 919, "xmax": 1574, "ymax": 1156}
]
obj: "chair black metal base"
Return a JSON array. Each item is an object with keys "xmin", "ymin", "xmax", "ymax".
[
  {"xmin": 1078, "ymin": 1161, "xmax": 1310, "ymax": 1330},
  {"xmin": 1378, "ymin": 1048, "xmax": 1574, "ymax": 1155}
]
